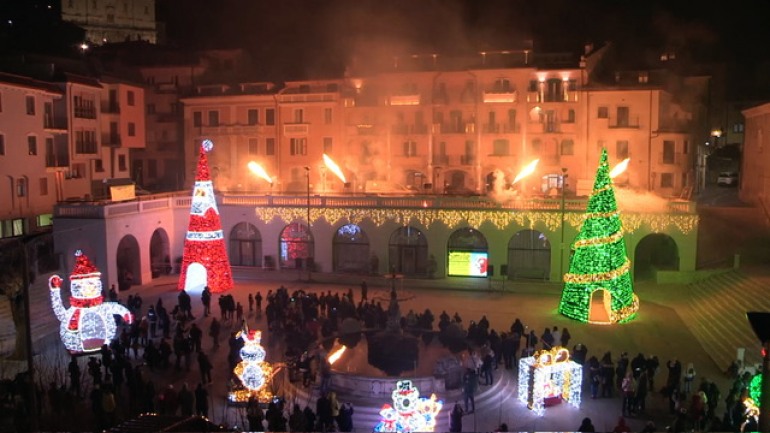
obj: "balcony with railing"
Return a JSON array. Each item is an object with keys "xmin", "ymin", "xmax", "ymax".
[
  {"xmin": 410, "ymin": 124, "xmax": 428, "ymax": 134},
  {"xmin": 44, "ymin": 115, "xmax": 68, "ymax": 131},
  {"xmin": 45, "ymin": 152, "xmax": 69, "ymax": 168},
  {"xmin": 74, "ymin": 106, "xmax": 97, "ymax": 119},
  {"xmin": 101, "ymin": 102, "xmax": 120, "ymax": 114},
  {"xmin": 200, "ymin": 123, "xmax": 265, "ymax": 136},
  {"xmin": 75, "ymin": 140, "xmax": 98, "ymax": 154},
  {"xmin": 503, "ymin": 123, "xmax": 520, "ymax": 133},
  {"xmin": 460, "ymin": 154, "xmax": 476, "ymax": 165},
  {"xmin": 483, "ymin": 123, "xmax": 501, "ymax": 134},
  {"xmin": 53, "ymin": 192, "xmax": 697, "ymax": 220},
  {"xmin": 482, "ymin": 89, "xmax": 517, "ymax": 103},
  {"xmin": 659, "ymin": 152, "xmax": 687, "ymax": 165},
  {"xmin": 608, "ymin": 115, "xmax": 641, "ymax": 129},
  {"xmin": 102, "ymin": 133, "xmax": 121, "ymax": 147},
  {"xmin": 388, "ymin": 94, "xmax": 421, "ymax": 106},
  {"xmin": 432, "ymin": 154, "xmax": 449, "ymax": 165}
]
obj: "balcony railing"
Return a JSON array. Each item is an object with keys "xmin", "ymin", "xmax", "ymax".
[
  {"xmin": 74, "ymin": 106, "xmax": 96, "ymax": 119},
  {"xmin": 53, "ymin": 192, "xmax": 697, "ymax": 220},
  {"xmin": 44, "ymin": 115, "xmax": 68, "ymax": 131},
  {"xmin": 482, "ymin": 90, "xmax": 517, "ymax": 103},
  {"xmin": 102, "ymin": 134, "xmax": 121, "ymax": 146},
  {"xmin": 659, "ymin": 153, "xmax": 687, "ymax": 165},
  {"xmin": 608, "ymin": 116, "xmax": 641, "ymax": 129},
  {"xmin": 483, "ymin": 123, "xmax": 501, "ymax": 133},
  {"xmin": 101, "ymin": 102, "xmax": 120, "ymax": 114},
  {"xmin": 460, "ymin": 155, "xmax": 475, "ymax": 165},
  {"xmin": 45, "ymin": 153, "xmax": 69, "ymax": 168}
]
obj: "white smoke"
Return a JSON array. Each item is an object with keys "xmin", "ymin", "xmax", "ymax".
[{"xmin": 614, "ymin": 187, "xmax": 670, "ymax": 213}]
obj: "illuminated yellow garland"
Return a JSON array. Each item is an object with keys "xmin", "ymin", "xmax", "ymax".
[
  {"xmin": 563, "ymin": 258, "xmax": 631, "ymax": 284},
  {"xmin": 252, "ymin": 207, "xmax": 697, "ymax": 234},
  {"xmin": 573, "ymin": 230, "xmax": 624, "ymax": 248}
]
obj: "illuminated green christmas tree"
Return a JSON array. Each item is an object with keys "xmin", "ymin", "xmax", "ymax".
[{"xmin": 558, "ymin": 148, "xmax": 639, "ymax": 324}]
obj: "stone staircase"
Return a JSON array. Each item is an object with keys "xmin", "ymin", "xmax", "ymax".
[
  {"xmin": 680, "ymin": 270, "xmax": 770, "ymax": 372},
  {"xmin": 277, "ymin": 369, "xmax": 515, "ymax": 433}
]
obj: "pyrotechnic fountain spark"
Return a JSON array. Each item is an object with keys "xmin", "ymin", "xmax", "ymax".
[
  {"xmin": 512, "ymin": 159, "xmax": 540, "ymax": 185},
  {"xmin": 610, "ymin": 158, "xmax": 630, "ymax": 178},
  {"xmin": 328, "ymin": 345, "xmax": 347, "ymax": 365},
  {"xmin": 248, "ymin": 161, "xmax": 273, "ymax": 184},
  {"xmin": 323, "ymin": 154, "xmax": 347, "ymax": 183}
]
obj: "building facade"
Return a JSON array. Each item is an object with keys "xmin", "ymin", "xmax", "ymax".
[
  {"xmin": 61, "ymin": 0, "xmax": 157, "ymax": 44},
  {"xmin": 180, "ymin": 50, "xmax": 703, "ymax": 200},
  {"xmin": 740, "ymin": 102, "xmax": 770, "ymax": 214},
  {"xmin": 0, "ymin": 73, "xmax": 65, "ymax": 237}
]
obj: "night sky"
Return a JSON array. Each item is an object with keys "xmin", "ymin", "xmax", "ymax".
[{"xmin": 156, "ymin": 0, "xmax": 770, "ymax": 78}]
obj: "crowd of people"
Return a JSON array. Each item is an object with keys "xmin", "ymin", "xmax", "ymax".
[{"xmin": 1, "ymin": 279, "xmax": 757, "ymax": 433}]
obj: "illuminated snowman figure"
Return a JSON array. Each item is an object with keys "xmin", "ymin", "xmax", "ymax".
[
  {"xmin": 49, "ymin": 250, "xmax": 133, "ymax": 354},
  {"xmin": 375, "ymin": 380, "xmax": 443, "ymax": 433},
  {"xmin": 233, "ymin": 321, "xmax": 273, "ymax": 395}
]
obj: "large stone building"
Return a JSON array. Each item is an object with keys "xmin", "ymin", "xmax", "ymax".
[
  {"xmin": 179, "ymin": 47, "xmax": 707, "ymax": 200},
  {"xmin": 740, "ymin": 102, "xmax": 770, "ymax": 213},
  {"xmin": 61, "ymin": 0, "xmax": 157, "ymax": 44}
]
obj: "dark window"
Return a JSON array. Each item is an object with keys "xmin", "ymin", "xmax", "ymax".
[
  {"xmin": 265, "ymin": 138, "xmax": 275, "ymax": 155},
  {"xmin": 127, "ymin": 90, "xmax": 135, "ymax": 106},
  {"xmin": 616, "ymin": 107, "xmax": 629, "ymax": 127},
  {"xmin": 208, "ymin": 111, "xmax": 219, "ymax": 126},
  {"xmin": 266, "ymin": 109, "xmax": 275, "ymax": 125},
  {"xmin": 249, "ymin": 138, "xmax": 258, "ymax": 154},
  {"xmin": 290, "ymin": 138, "xmax": 307, "ymax": 156},
  {"xmin": 323, "ymin": 137, "xmax": 333, "ymax": 154},
  {"xmin": 493, "ymin": 139, "xmax": 510, "ymax": 156},
  {"xmin": 16, "ymin": 178, "xmax": 26, "ymax": 197},
  {"xmin": 663, "ymin": 140, "xmax": 675, "ymax": 164},
  {"xmin": 660, "ymin": 173, "xmax": 673, "ymax": 188},
  {"xmin": 28, "ymin": 136, "xmax": 37, "ymax": 155},
  {"xmin": 148, "ymin": 159, "xmax": 157, "ymax": 178},
  {"xmin": 118, "ymin": 155, "xmax": 127, "ymax": 171},
  {"xmin": 0, "ymin": 134, "xmax": 5, "ymax": 155},
  {"xmin": 94, "ymin": 159, "xmax": 104, "ymax": 172},
  {"xmin": 26, "ymin": 96, "xmax": 35, "ymax": 115},
  {"xmin": 324, "ymin": 108, "xmax": 333, "ymax": 124},
  {"xmin": 616, "ymin": 140, "xmax": 629, "ymax": 159},
  {"xmin": 39, "ymin": 177, "xmax": 48, "ymax": 196},
  {"xmin": 598, "ymin": 106, "xmax": 608, "ymax": 119},
  {"xmin": 248, "ymin": 109, "xmax": 258, "ymax": 125},
  {"xmin": 128, "ymin": 122, "xmax": 136, "ymax": 136},
  {"xmin": 560, "ymin": 139, "xmax": 574, "ymax": 156},
  {"xmin": 193, "ymin": 111, "xmax": 202, "ymax": 127}
]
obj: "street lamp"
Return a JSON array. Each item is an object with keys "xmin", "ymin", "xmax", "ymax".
[
  {"xmin": 559, "ymin": 167, "xmax": 569, "ymax": 278},
  {"xmin": 304, "ymin": 166, "xmax": 312, "ymax": 281},
  {"xmin": 746, "ymin": 312, "xmax": 770, "ymax": 431}
]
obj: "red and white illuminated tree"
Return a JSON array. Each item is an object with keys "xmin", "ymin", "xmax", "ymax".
[{"xmin": 177, "ymin": 140, "xmax": 233, "ymax": 293}]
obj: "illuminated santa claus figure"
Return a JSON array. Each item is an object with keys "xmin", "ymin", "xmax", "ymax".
[
  {"xmin": 49, "ymin": 250, "xmax": 133, "ymax": 354},
  {"xmin": 375, "ymin": 380, "xmax": 443, "ymax": 433}
]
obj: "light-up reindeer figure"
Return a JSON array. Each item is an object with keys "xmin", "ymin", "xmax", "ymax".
[{"xmin": 49, "ymin": 250, "xmax": 133, "ymax": 354}]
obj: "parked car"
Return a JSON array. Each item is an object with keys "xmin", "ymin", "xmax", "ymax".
[{"xmin": 717, "ymin": 171, "xmax": 739, "ymax": 187}]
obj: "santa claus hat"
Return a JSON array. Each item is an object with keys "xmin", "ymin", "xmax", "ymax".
[
  {"xmin": 70, "ymin": 250, "xmax": 101, "ymax": 280},
  {"xmin": 195, "ymin": 140, "xmax": 213, "ymax": 182}
]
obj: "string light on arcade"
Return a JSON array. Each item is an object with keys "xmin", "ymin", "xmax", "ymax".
[
  {"xmin": 49, "ymin": 250, "xmax": 133, "ymax": 354},
  {"xmin": 558, "ymin": 148, "xmax": 639, "ymax": 324},
  {"xmin": 374, "ymin": 380, "xmax": 443, "ymax": 433},
  {"xmin": 517, "ymin": 346, "xmax": 582, "ymax": 416}
]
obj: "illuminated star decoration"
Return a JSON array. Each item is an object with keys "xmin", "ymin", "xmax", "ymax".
[
  {"xmin": 178, "ymin": 140, "xmax": 234, "ymax": 293},
  {"xmin": 229, "ymin": 320, "xmax": 276, "ymax": 403},
  {"xmin": 558, "ymin": 148, "xmax": 639, "ymax": 324},
  {"xmin": 374, "ymin": 380, "xmax": 443, "ymax": 433},
  {"xmin": 517, "ymin": 346, "xmax": 582, "ymax": 416},
  {"xmin": 49, "ymin": 250, "xmax": 133, "ymax": 354}
]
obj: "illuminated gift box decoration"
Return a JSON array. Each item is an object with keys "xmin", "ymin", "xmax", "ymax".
[
  {"xmin": 374, "ymin": 379, "xmax": 443, "ymax": 433},
  {"xmin": 517, "ymin": 346, "xmax": 582, "ymax": 416},
  {"xmin": 228, "ymin": 321, "xmax": 277, "ymax": 404},
  {"xmin": 49, "ymin": 250, "xmax": 134, "ymax": 354}
]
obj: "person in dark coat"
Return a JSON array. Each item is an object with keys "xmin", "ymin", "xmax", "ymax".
[
  {"xmin": 316, "ymin": 392, "xmax": 333, "ymax": 431},
  {"xmin": 303, "ymin": 406, "xmax": 316, "ymax": 432},
  {"xmin": 449, "ymin": 402, "xmax": 464, "ymax": 432},
  {"xmin": 578, "ymin": 417, "xmax": 596, "ymax": 432},
  {"xmin": 194, "ymin": 383, "xmax": 208, "ymax": 417},
  {"xmin": 178, "ymin": 383, "xmax": 194, "ymax": 416},
  {"xmin": 337, "ymin": 402, "xmax": 354, "ymax": 432},
  {"xmin": 247, "ymin": 395, "xmax": 265, "ymax": 431}
]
